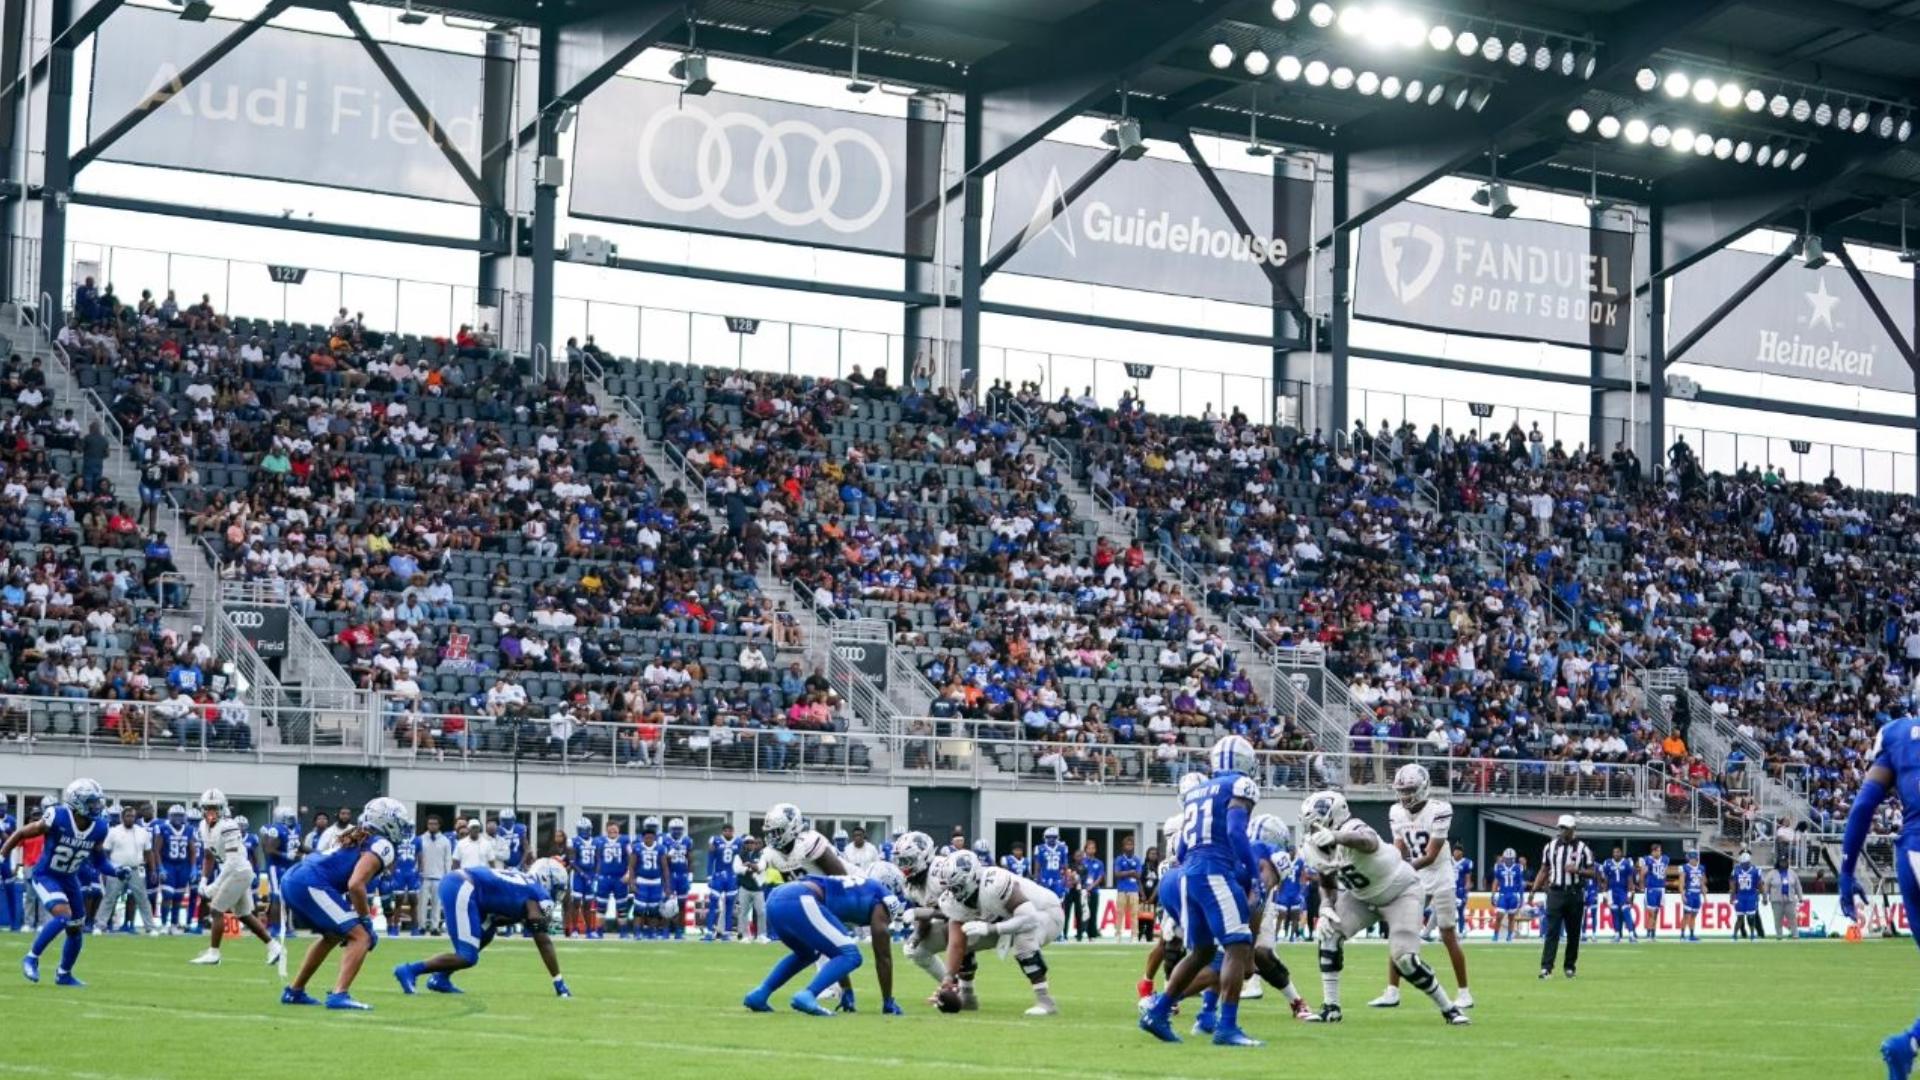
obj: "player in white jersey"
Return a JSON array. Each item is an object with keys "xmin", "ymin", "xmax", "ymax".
[
  {"xmin": 1297, "ymin": 790, "xmax": 1469, "ymax": 1026},
  {"xmin": 1371, "ymin": 765, "xmax": 1473, "ymax": 1009},
  {"xmin": 889, "ymin": 832, "xmax": 956, "ymax": 1000},
  {"xmin": 190, "ymin": 789, "xmax": 284, "ymax": 968},
  {"xmin": 936, "ymin": 851, "xmax": 1065, "ymax": 1016},
  {"xmin": 761, "ymin": 803, "xmax": 855, "ymax": 1006}
]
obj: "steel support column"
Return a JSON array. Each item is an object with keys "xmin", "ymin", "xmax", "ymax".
[
  {"xmin": 902, "ymin": 94, "xmax": 945, "ymax": 382},
  {"xmin": 1329, "ymin": 149, "xmax": 1350, "ymax": 434},
  {"xmin": 36, "ymin": 0, "xmax": 73, "ymax": 326},
  {"xmin": 1834, "ymin": 245, "xmax": 1917, "ymax": 368},
  {"xmin": 499, "ymin": 1, "xmax": 684, "ymax": 155},
  {"xmin": 1175, "ymin": 132, "xmax": 1307, "ymax": 326},
  {"xmin": 0, "ymin": 0, "xmax": 24, "ymax": 302},
  {"xmin": 959, "ymin": 88, "xmax": 983, "ymax": 397},
  {"xmin": 476, "ymin": 29, "xmax": 517, "ymax": 304},
  {"xmin": 530, "ymin": 22, "xmax": 559, "ymax": 369},
  {"xmin": 1664, "ymin": 245, "xmax": 1795, "ymax": 365},
  {"xmin": 335, "ymin": 1, "xmax": 490, "ymax": 207},
  {"xmin": 1589, "ymin": 204, "xmax": 1607, "ymax": 455},
  {"xmin": 1647, "ymin": 207, "xmax": 1666, "ymax": 474}
]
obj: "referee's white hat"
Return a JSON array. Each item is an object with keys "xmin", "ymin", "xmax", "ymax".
[{"xmin": 1555, "ymin": 814, "xmax": 1577, "ymax": 830}]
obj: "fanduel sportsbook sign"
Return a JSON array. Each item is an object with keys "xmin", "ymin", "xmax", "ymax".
[
  {"xmin": 987, "ymin": 141, "xmax": 1312, "ymax": 307},
  {"xmin": 1355, "ymin": 201, "xmax": 1633, "ymax": 353},
  {"xmin": 1667, "ymin": 248, "xmax": 1914, "ymax": 394},
  {"xmin": 89, "ymin": 6, "xmax": 495, "ymax": 204},
  {"xmin": 570, "ymin": 77, "xmax": 918, "ymax": 257}
]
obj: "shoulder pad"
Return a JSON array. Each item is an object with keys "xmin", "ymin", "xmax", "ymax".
[
  {"xmin": 1231, "ymin": 775, "xmax": 1260, "ymax": 803},
  {"xmin": 369, "ymin": 837, "xmax": 397, "ymax": 868}
]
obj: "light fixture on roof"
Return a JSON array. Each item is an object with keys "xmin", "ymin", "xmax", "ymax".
[
  {"xmin": 1878, "ymin": 113, "xmax": 1896, "ymax": 138},
  {"xmin": 1755, "ymin": 144, "xmax": 1773, "ymax": 167},
  {"xmin": 1716, "ymin": 82, "xmax": 1742, "ymax": 109},
  {"xmin": 1304, "ymin": 59, "xmax": 1330, "ymax": 85},
  {"xmin": 1428, "ymin": 24, "xmax": 1453, "ymax": 50},
  {"xmin": 1813, "ymin": 100, "xmax": 1832, "ymax": 126},
  {"xmin": 1789, "ymin": 149, "xmax": 1807, "ymax": 170},
  {"xmin": 1624, "ymin": 117, "xmax": 1649, "ymax": 144},
  {"xmin": 1356, "ymin": 70, "xmax": 1379, "ymax": 95},
  {"xmin": 1663, "ymin": 70, "xmax": 1690, "ymax": 98},
  {"xmin": 1276, "ymin": 53, "xmax": 1303, "ymax": 81},
  {"xmin": 1744, "ymin": 88, "xmax": 1765, "ymax": 112},
  {"xmin": 1898, "ymin": 201, "xmax": 1918, "ymax": 264},
  {"xmin": 1454, "ymin": 29, "xmax": 1478, "ymax": 56},
  {"xmin": 1533, "ymin": 43, "xmax": 1553, "ymax": 71},
  {"xmin": 1671, "ymin": 126, "xmax": 1696, "ymax": 153},
  {"xmin": 1403, "ymin": 77, "xmax": 1423, "ymax": 102},
  {"xmin": 1733, "ymin": 140, "xmax": 1752, "ymax": 162},
  {"xmin": 1450, "ymin": 84, "xmax": 1470, "ymax": 110},
  {"xmin": 1791, "ymin": 97, "xmax": 1811, "ymax": 122},
  {"xmin": 1690, "ymin": 76, "xmax": 1717, "ymax": 105},
  {"xmin": 1713, "ymin": 136, "xmax": 1732, "ymax": 159},
  {"xmin": 1472, "ymin": 152, "xmax": 1517, "ymax": 218},
  {"xmin": 1426, "ymin": 81, "xmax": 1446, "ymax": 106},
  {"xmin": 845, "ymin": 22, "xmax": 874, "ymax": 94},
  {"xmin": 1852, "ymin": 109, "xmax": 1871, "ymax": 133},
  {"xmin": 1244, "ymin": 50, "xmax": 1271, "ymax": 77},
  {"xmin": 1506, "ymin": 39, "xmax": 1527, "ymax": 66},
  {"xmin": 1480, "ymin": 35, "xmax": 1502, "ymax": 62},
  {"xmin": 1208, "ymin": 42, "xmax": 1236, "ymax": 69},
  {"xmin": 1900, "ymin": 117, "xmax": 1913, "ymax": 141},
  {"xmin": 1336, "ymin": 4, "xmax": 1366, "ymax": 35},
  {"xmin": 1769, "ymin": 94, "xmax": 1790, "ymax": 118},
  {"xmin": 1102, "ymin": 96, "xmax": 1147, "ymax": 160},
  {"xmin": 1468, "ymin": 85, "xmax": 1492, "ymax": 112},
  {"xmin": 397, "ymin": 0, "xmax": 427, "ymax": 25},
  {"xmin": 1635, "ymin": 67, "xmax": 1658, "ymax": 92},
  {"xmin": 1836, "ymin": 105, "xmax": 1854, "ymax": 131},
  {"xmin": 1380, "ymin": 74, "xmax": 1401, "ymax": 99},
  {"xmin": 1650, "ymin": 123, "xmax": 1671, "ymax": 147},
  {"xmin": 1331, "ymin": 65, "xmax": 1355, "ymax": 89},
  {"xmin": 1597, "ymin": 114, "xmax": 1621, "ymax": 139},
  {"xmin": 1308, "ymin": 2, "xmax": 1336, "ymax": 27},
  {"xmin": 1272, "ymin": 0, "xmax": 1301, "ymax": 20},
  {"xmin": 1567, "ymin": 107, "xmax": 1591, "ymax": 134},
  {"xmin": 172, "ymin": 0, "xmax": 213, "ymax": 19}
]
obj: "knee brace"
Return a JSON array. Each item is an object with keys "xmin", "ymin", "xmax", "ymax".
[
  {"xmin": 1161, "ymin": 940, "xmax": 1186, "ymax": 978},
  {"xmin": 957, "ymin": 950, "xmax": 978, "ymax": 981},
  {"xmin": 1253, "ymin": 948, "xmax": 1292, "ymax": 987},
  {"xmin": 1392, "ymin": 950, "xmax": 1437, "ymax": 991},
  {"xmin": 1317, "ymin": 944, "xmax": 1343, "ymax": 974},
  {"xmin": 1016, "ymin": 951, "xmax": 1047, "ymax": 983}
]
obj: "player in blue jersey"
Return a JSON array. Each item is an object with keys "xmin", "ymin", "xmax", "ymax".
[
  {"xmin": 279, "ymin": 797, "xmax": 407, "ymax": 1010},
  {"xmin": 261, "ymin": 807, "xmax": 301, "ymax": 938},
  {"xmin": 744, "ymin": 864, "xmax": 906, "ymax": 1016},
  {"xmin": 1601, "ymin": 846, "xmax": 1638, "ymax": 943},
  {"xmin": 1033, "ymin": 828, "xmax": 1070, "ymax": 904},
  {"xmin": 1451, "ymin": 845, "xmax": 1473, "ymax": 940},
  {"xmin": 1244, "ymin": 814, "xmax": 1313, "ymax": 1021},
  {"xmin": 705, "ymin": 823, "xmax": 740, "ymax": 941},
  {"xmin": 154, "ymin": 804, "xmax": 199, "ymax": 933},
  {"xmin": 625, "ymin": 819, "xmax": 667, "ymax": 940},
  {"xmin": 1639, "ymin": 842, "xmax": 1669, "ymax": 941},
  {"xmin": 1272, "ymin": 851, "xmax": 1311, "ymax": 942},
  {"xmin": 394, "ymin": 859, "xmax": 571, "ymax": 997},
  {"xmin": 384, "ymin": 821, "xmax": 421, "ymax": 937},
  {"xmin": 1113, "ymin": 835, "xmax": 1142, "ymax": 940},
  {"xmin": 1582, "ymin": 872, "xmax": 1600, "ymax": 940},
  {"xmin": 0, "ymin": 779, "xmax": 123, "ymax": 985},
  {"xmin": 566, "ymin": 817, "xmax": 597, "ymax": 937},
  {"xmin": 1729, "ymin": 852, "xmax": 1763, "ymax": 940},
  {"xmin": 0, "ymin": 800, "xmax": 18, "ymax": 934},
  {"xmin": 1679, "ymin": 849, "xmax": 1706, "ymax": 942},
  {"xmin": 664, "ymin": 816, "xmax": 693, "ymax": 939},
  {"xmin": 1840, "ymin": 715, "xmax": 1920, "ymax": 1076},
  {"xmin": 1139, "ymin": 735, "xmax": 1265, "ymax": 1048},
  {"xmin": 594, "ymin": 820, "xmax": 630, "ymax": 939},
  {"xmin": 1491, "ymin": 849, "xmax": 1526, "ymax": 941},
  {"xmin": 496, "ymin": 810, "xmax": 528, "ymax": 871},
  {"xmin": 1001, "ymin": 843, "xmax": 1029, "ymax": 879}
]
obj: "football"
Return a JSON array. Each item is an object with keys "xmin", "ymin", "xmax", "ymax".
[{"xmin": 935, "ymin": 986, "xmax": 964, "ymax": 1013}]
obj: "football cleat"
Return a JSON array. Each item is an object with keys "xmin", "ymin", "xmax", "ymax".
[
  {"xmin": 394, "ymin": 964, "xmax": 419, "ymax": 995},
  {"xmin": 426, "ymin": 974, "xmax": 462, "ymax": 994},
  {"xmin": 189, "ymin": 950, "xmax": 221, "ymax": 965},
  {"xmin": 281, "ymin": 987, "xmax": 319, "ymax": 1006},
  {"xmin": 1024, "ymin": 1000, "xmax": 1058, "ymax": 1016},
  {"xmin": 1368, "ymin": 988, "xmax": 1400, "ymax": 1008},
  {"xmin": 1211, "ymin": 1026, "xmax": 1264, "ymax": 1048},
  {"xmin": 265, "ymin": 941, "xmax": 285, "ymax": 967},
  {"xmin": 1442, "ymin": 1007, "xmax": 1472, "ymax": 1026},
  {"xmin": 1191, "ymin": 1009, "xmax": 1218, "ymax": 1036},
  {"xmin": 1456, "ymin": 988, "xmax": 1475, "ymax": 1009},
  {"xmin": 1305, "ymin": 1004, "xmax": 1343, "ymax": 1023},
  {"xmin": 324, "ymin": 992, "xmax": 371, "ymax": 1011},
  {"xmin": 1138, "ymin": 1010, "xmax": 1182, "ymax": 1043},
  {"xmin": 742, "ymin": 990, "xmax": 773, "ymax": 1013},
  {"xmin": 21, "ymin": 955, "xmax": 39, "ymax": 984},
  {"xmin": 54, "ymin": 972, "xmax": 84, "ymax": 988},
  {"xmin": 790, "ymin": 990, "xmax": 834, "ymax": 1017}
]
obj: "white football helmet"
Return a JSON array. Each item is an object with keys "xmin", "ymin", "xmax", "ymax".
[
  {"xmin": 942, "ymin": 850, "xmax": 984, "ymax": 902},
  {"xmin": 1392, "ymin": 763, "xmax": 1430, "ymax": 809},
  {"xmin": 1161, "ymin": 813, "xmax": 1185, "ymax": 844},
  {"xmin": 530, "ymin": 857, "xmax": 569, "ymax": 897},
  {"xmin": 641, "ymin": 815, "xmax": 662, "ymax": 834},
  {"xmin": 1042, "ymin": 826, "xmax": 1060, "ymax": 842},
  {"xmin": 864, "ymin": 860, "xmax": 908, "ymax": 902},
  {"xmin": 234, "ymin": 815, "xmax": 250, "ymax": 833},
  {"xmin": 63, "ymin": 779, "xmax": 105, "ymax": 819},
  {"xmin": 198, "ymin": 788, "xmax": 229, "ymax": 815},
  {"xmin": 1299, "ymin": 790, "xmax": 1352, "ymax": 834},
  {"xmin": 927, "ymin": 854, "xmax": 954, "ymax": 895},
  {"xmin": 360, "ymin": 796, "xmax": 411, "ymax": 845},
  {"xmin": 764, "ymin": 803, "xmax": 802, "ymax": 850},
  {"xmin": 666, "ymin": 817, "xmax": 686, "ymax": 835},
  {"xmin": 1248, "ymin": 813, "xmax": 1289, "ymax": 850},
  {"xmin": 890, "ymin": 831, "xmax": 936, "ymax": 877},
  {"xmin": 1178, "ymin": 771, "xmax": 1207, "ymax": 799},
  {"xmin": 1209, "ymin": 734, "xmax": 1257, "ymax": 775}
]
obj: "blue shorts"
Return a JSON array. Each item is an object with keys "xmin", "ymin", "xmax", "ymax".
[
  {"xmin": 283, "ymin": 866, "xmax": 361, "ymax": 937},
  {"xmin": 266, "ymin": 864, "xmax": 297, "ymax": 899},
  {"xmin": 1893, "ymin": 840, "xmax": 1920, "ymax": 949},
  {"xmin": 1608, "ymin": 892, "xmax": 1632, "ymax": 908},
  {"xmin": 441, "ymin": 873, "xmax": 497, "ymax": 964},
  {"xmin": 160, "ymin": 863, "xmax": 195, "ymax": 891},
  {"xmin": 1683, "ymin": 893, "xmax": 1702, "ymax": 913},
  {"xmin": 709, "ymin": 876, "xmax": 737, "ymax": 895},
  {"xmin": 571, "ymin": 871, "xmax": 596, "ymax": 899},
  {"xmin": 1733, "ymin": 899, "xmax": 1760, "ymax": 915},
  {"xmin": 30, "ymin": 871, "xmax": 81, "ymax": 913},
  {"xmin": 1039, "ymin": 878, "xmax": 1067, "ymax": 899},
  {"xmin": 1274, "ymin": 888, "xmax": 1302, "ymax": 910},
  {"xmin": 389, "ymin": 872, "xmax": 420, "ymax": 894},
  {"xmin": 630, "ymin": 881, "xmax": 662, "ymax": 905},
  {"xmin": 1494, "ymin": 892, "xmax": 1522, "ymax": 913},
  {"xmin": 1178, "ymin": 868, "xmax": 1251, "ymax": 949},
  {"xmin": 1155, "ymin": 869, "xmax": 1183, "ymax": 921},
  {"xmin": 765, "ymin": 883, "xmax": 860, "ymax": 963},
  {"xmin": 670, "ymin": 874, "xmax": 691, "ymax": 897},
  {"xmin": 599, "ymin": 877, "xmax": 630, "ymax": 903},
  {"xmin": 1644, "ymin": 889, "xmax": 1664, "ymax": 908}
]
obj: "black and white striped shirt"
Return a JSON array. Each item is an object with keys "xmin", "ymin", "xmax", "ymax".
[{"xmin": 1540, "ymin": 837, "xmax": 1594, "ymax": 890}]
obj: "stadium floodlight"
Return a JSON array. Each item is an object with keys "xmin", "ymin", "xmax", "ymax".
[
  {"xmin": 1558, "ymin": 46, "xmax": 1576, "ymax": 76},
  {"xmin": 1450, "ymin": 84, "xmax": 1471, "ymax": 110},
  {"xmin": 1428, "ymin": 24, "xmax": 1453, "ymax": 51},
  {"xmin": 1533, "ymin": 44, "xmax": 1553, "ymax": 70},
  {"xmin": 1717, "ymin": 82, "xmax": 1742, "ymax": 109},
  {"xmin": 1635, "ymin": 67, "xmax": 1658, "ymax": 92},
  {"xmin": 1713, "ymin": 136, "xmax": 1732, "ymax": 159},
  {"xmin": 1273, "ymin": 0, "xmax": 1301, "ymax": 20},
  {"xmin": 1800, "ymin": 234, "xmax": 1826, "ymax": 269},
  {"xmin": 1649, "ymin": 123, "xmax": 1671, "ymax": 147},
  {"xmin": 1789, "ymin": 149, "xmax": 1807, "ymax": 170},
  {"xmin": 1403, "ymin": 78, "xmax": 1423, "ymax": 102},
  {"xmin": 1472, "ymin": 181, "xmax": 1517, "ymax": 218},
  {"xmin": 1878, "ymin": 114, "xmax": 1896, "ymax": 138},
  {"xmin": 1454, "ymin": 29, "xmax": 1478, "ymax": 56},
  {"xmin": 1566, "ymin": 107, "xmax": 1591, "ymax": 134},
  {"xmin": 1506, "ymin": 40, "xmax": 1528, "ymax": 66},
  {"xmin": 1337, "ymin": 4, "xmax": 1367, "ymax": 36},
  {"xmin": 1852, "ymin": 109, "xmax": 1871, "ymax": 134},
  {"xmin": 1102, "ymin": 116, "xmax": 1147, "ymax": 160},
  {"xmin": 1208, "ymin": 42, "xmax": 1235, "ymax": 69},
  {"xmin": 1671, "ymin": 127, "xmax": 1696, "ymax": 153},
  {"xmin": 1244, "ymin": 50, "xmax": 1271, "ymax": 76},
  {"xmin": 1733, "ymin": 140, "xmax": 1751, "ymax": 162},
  {"xmin": 1468, "ymin": 86, "xmax": 1492, "ymax": 112},
  {"xmin": 174, "ymin": 0, "xmax": 213, "ymax": 19},
  {"xmin": 1623, "ymin": 117, "xmax": 1649, "ymax": 143},
  {"xmin": 1770, "ymin": 94, "xmax": 1790, "ymax": 118},
  {"xmin": 1597, "ymin": 114, "xmax": 1621, "ymax": 139},
  {"xmin": 1662, "ymin": 70, "xmax": 1690, "ymax": 98},
  {"xmin": 1694, "ymin": 135, "xmax": 1714, "ymax": 156},
  {"xmin": 1813, "ymin": 101, "xmax": 1832, "ymax": 126},
  {"xmin": 1480, "ymin": 35, "xmax": 1502, "ymax": 62},
  {"xmin": 1426, "ymin": 82, "xmax": 1446, "ymax": 106},
  {"xmin": 1380, "ymin": 75, "xmax": 1401, "ymax": 99},
  {"xmin": 397, "ymin": 0, "xmax": 428, "ymax": 25},
  {"xmin": 1396, "ymin": 12, "xmax": 1426, "ymax": 48},
  {"xmin": 1900, "ymin": 118, "xmax": 1914, "ymax": 142},
  {"xmin": 671, "ymin": 53, "xmax": 714, "ymax": 95},
  {"xmin": 1690, "ymin": 77, "xmax": 1717, "ymax": 105},
  {"xmin": 1331, "ymin": 66, "xmax": 1355, "ymax": 89},
  {"xmin": 1744, "ymin": 89, "xmax": 1765, "ymax": 112},
  {"xmin": 1308, "ymin": 2, "xmax": 1336, "ymax": 27},
  {"xmin": 1356, "ymin": 70, "xmax": 1379, "ymax": 95},
  {"xmin": 1791, "ymin": 97, "xmax": 1811, "ymax": 122},
  {"xmin": 1836, "ymin": 105, "xmax": 1853, "ymax": 131},
  {"xmin": 1755, "ymin": 144, "xmax": 1772, "ymax": 167},
  {"xmin": 1304, "ymin": 59, "xmax": 1330, "ymax": 85},
  {"xmin": 1276, "ymin": 54, "xmax": 1303, "ymax": 81}
]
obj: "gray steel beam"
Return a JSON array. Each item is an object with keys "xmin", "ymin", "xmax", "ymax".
[
  {"xmin": 1175, "ymin": 131, "xmax": 1307, "ymax": 326},
  {"xmin": 505, "ymin": 2, "xmax": 684, "ymax": 153},
  {"xmin": 1652, "ymin": 157, "xmax": 1896, "ymax": 283},
  {"xmin": 1834, "ymin": 243, "xmax": 1917, "ymax": 371},
  {"xmin": 966, "ymin": 0, "xmax": 1241, "ymax": 179},
  {"xmin": 0, "ymin": 0, "xmax": 24, "ymax": 304},
  {"xmin": 531, "ymin": 22, "xmax": 558, "ymax": 367},
  {"xmin": 959, "ymin": 86, "xmax": 983, "ymax": 395},
  {"xmin": 1329, "ymin": 148, "xmax": 1350, "ymax": 433},
  {"xmin": 71, "ymin": 0, "xmax": 291, "ymax": 174},
  {"xmin": 68, "ymin": 191, "xmax": 508, "ymax": 252},
  {"xmin": 477, "ymin": 30, "xmax": 517, "ymax": 307},
  {"xmin": 1647, "ymin": 205, "xmax": 1666, "ymax": 471},
  {"xmin": 332, "ymin": 0, "xmax": 491, "ymax": 206},
  {"xmin": 36, "ymin": 0, "xmax": 74, "ymax": 327},
  {"xmin": 0, "ymin": 0, "xmax": 123, "ymax": 112},
  {"xmin": 982, "ymin": 149, "xmax": 1120, "ymax": 280},
  {"xmin": 1664, "ymin": 244, "xmax": 1794, "ymax": 365}
]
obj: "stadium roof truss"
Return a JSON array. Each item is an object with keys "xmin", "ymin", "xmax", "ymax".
[{"xmin": 5, "ymin": 0, "xmax": 1920, "ymax": 467}]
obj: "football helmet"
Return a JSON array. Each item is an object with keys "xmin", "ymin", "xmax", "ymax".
[
  {"xmin": 360, "ymin": 797, "xmax": 411, "ymax": 845},
  {"xmin": 198, "ymin": 788, "xmax": 230, "ymax": 815},
  {"xmin": 1392, "ymin": 763, "xmax": 1430, "ymax": 809},
  {"xmin": 890, "ymin": 831, "xmax": 936, "ymax": 877},
  {"xmin": 1248, "ymin": 813, "xmax": 1289, "ymax": 850},
  {"xmin": 1299, "ymin": 790, "xmax": 1352, "ymax": 834},
  {"xmin": 63, "ymin": 779, "xmax": 105, "ymax": 819},
  {"xmin": 1209, "ymin": 734, "xmax": 1257, "ymax": 775},
  {"xmin": 764, "ymin": 803, "xmax": 802, "ymax": 850}
]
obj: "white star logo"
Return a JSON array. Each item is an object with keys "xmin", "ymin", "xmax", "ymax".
[
  {"xmin": 1018, "ymin": 166, "xmax": 1076, "ymax": 257},
  {"xmin": 1804, "ymin": 276, "xmax": 1840, "ymax": 331}
]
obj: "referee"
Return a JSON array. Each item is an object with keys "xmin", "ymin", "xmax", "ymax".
[{"xmin": 1529, "ymin": 814, "xmax": 1596, "ymax": 979}]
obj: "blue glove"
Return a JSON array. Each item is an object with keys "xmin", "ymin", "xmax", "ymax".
[
  {"xmin": 555, "ymin": 978, "xmax": 571, "ymax": 998},
  {"xmin": 1840, "ymin": 874, "xmax": 1859, "ymax": 920},
  {"xmin": 882, "ymin": 998, "xmax": 903, "ymax": 1016}
]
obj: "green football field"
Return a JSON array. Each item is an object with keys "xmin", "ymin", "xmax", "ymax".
[{"xmin": 0, "ymin": 932, "xmax": 1908, "ymax": 1079}]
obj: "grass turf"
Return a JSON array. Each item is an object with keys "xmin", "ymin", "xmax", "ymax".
[{"xmin": 0, "ymin": 931, "xmax": 1907, "ymax": 1079}]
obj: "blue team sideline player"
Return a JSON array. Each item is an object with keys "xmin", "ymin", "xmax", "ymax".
[
  {"xmin": 664, "ymin": 817, "xmax": 693, "ymax": 939},
  {"xmin": 625, "ymin": 819, "xmax": 667, "ymax": 940},
  {"xmin": 1491, "ymin": 849, "xmax": 1526, "ymax": 942},
  {"xmin": 1680, "ymin": 850, "xmax": 1706, "ymax": 942},
  {"xmin": 567, "ymin": 817, "xmax": 597, "ymax": 937},
  {"xmin": 744, "ymin": 864, "xmax": 906, "ymax": 1017},
  {"xmin": 155, "ymin": 804, "xmax": 199, "ymax": 933},
  {"xmin": 0, "ymin": 800, "xmax": 18, "ymax": 935},
  {"xmin": 1730, "ymin": 853, "xmax": 1764, "ymax": 941},
  {"xmin": 1640, "ymin": 843, "xmax": 1669, "ymax": 941},
  {"xmin": 394, "ymin": 859, "xmax": 571, "ymax": 997},
  {"xmin": 279, "ymin": 797, "xmax": 408, "ymax": 1011},
  {"xmin": 1601, "ymin": 847, "xmax": 1638, "ymax": 943},
  {"xmin": 1034, "ymin": 827, "xmax": 1070, "ymax": 936},
  {"xmin": 1841, "ymin": 715, "xmax": 1920, "ymax": 1079},
  {"xmin": 1451, "ymin": 844, "xmax": 1473, "ymax": 941},
  {"xmin": 1139, "ymin": 735, "xmax": 1266, "ymax": 1048},
  {"xmin": 384, "ymin": 821, "xmax": 421, "ymax": 936},
  {"xmin": 1, "ymin": 779, "xmax": 125, "ymax": 986},
  {"xmin": 261, "ymin": 807, "xmax": 301, "ymax": 938},
  {"xmin": 706, "ymin": 823, "xmax": 741, "ymax": 941}
]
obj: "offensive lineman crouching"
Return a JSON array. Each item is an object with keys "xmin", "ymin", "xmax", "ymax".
[
  {"xmin": 936, "ymin": 850, "xmax": 1064, "ymax": 1016},
  {"xmin": 1298, "ymin": 790, "xmax": 1469, "ymax": 1026},
  {"xmin": 393, "ymin": 859, "xmax": 572, "ymax": 997}
]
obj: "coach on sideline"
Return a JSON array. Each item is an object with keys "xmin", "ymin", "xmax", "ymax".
[{"xmin": 1530, "ymin": 814, "xmax": 1596, "ymax": 979}]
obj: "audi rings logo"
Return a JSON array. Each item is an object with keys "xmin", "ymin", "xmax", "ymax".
[
  {"xmin": 835, "ymin": 645, "xmax": 870, "ymax": 662},
  {"xmin": 635, "ymin": 104, "xmax": 894, "ymax": 235},
  {"xmin": 230, "ymin": 611, "xmax": 267, "ymax": 630}
]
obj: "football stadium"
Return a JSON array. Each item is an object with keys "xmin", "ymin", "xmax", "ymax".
[{"xmin": 0, "ymin": 0, "xmax": 1918, "ymax": 1074}]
